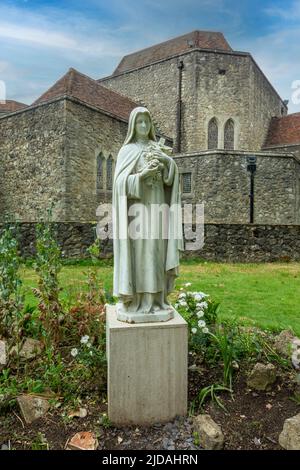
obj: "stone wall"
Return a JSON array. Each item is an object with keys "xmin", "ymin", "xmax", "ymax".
[
  {"xmin": 100, "ymin": 50, "xmax": 286, "ymax": 153},
  {"xmin": 0, "ymin": 100, "xmax": 67, "ymax": 222},
  {"xmin": 2, "ymin": 222, "xmax": 299, "ymax": 263},
  {"xmin": 0, "ymin": 98, "xmax": 128, "ymax": 223},
  {"xmin": 64, "ymin": 99, "xmax": 128, "ymax": 221},
  {"xmin": 175, "ymin": 150, "xmax": 300, "ymax": 224}
]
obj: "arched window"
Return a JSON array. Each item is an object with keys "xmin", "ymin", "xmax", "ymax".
[
  {"xmin": 106, "ymin": 155, "xmax": 113, "ymax": 190},
  {"xmin": 208, "ymin": 118, "xmax": 218, "ymax": 149},
  {"xmin": 224, "ymin": 119, "xmax": 234, "ymax": 150},
  {"xmin": 96, "ymin": 152, "xmax": 105, "ymax": 192}
]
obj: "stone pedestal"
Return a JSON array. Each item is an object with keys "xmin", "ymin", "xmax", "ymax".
[{"xmin": 106, "ymin": 304, "xmax": 188, "ymax": 425}]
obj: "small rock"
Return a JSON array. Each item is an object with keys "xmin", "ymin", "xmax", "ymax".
[
  {"xmin": 17, "ymin": 395, "xmax": 50, "ymax": 424},
  {"xmin": 122, "ymin": 440, "xmax": 131, "ymax": 446},
  {"xmin": 0, "ymin": 340, "xmax": 7, "ymax": 366},
  {"xmin": 279, "ymin": 413, "xmax": 300, "ymax": 450},
  {"xmin": 162, "ymin": 437, "xmax": 170, "ymax": 449},
  {"xmin": 253, "ymin": 437, "xmax": 261, "ymax": 446},
  {"xmin": 163, "ymin": 422, "xmax": 175, "ymax": 433},
  {"xmin": 68, "ymin": 408, "xmax": 88, "ymax": 419},
  {"xmin": 193, "ymin": 414, "xmax": 224, "ymax": 450},
  {"xmin": 247, "ymin": 363, "xmax": 277, "ymax": 391},
  {"xmin": 11, "ymin": 338, "xmax": 43, "ymax": 360},
  {"xmin": 274, "ymin": 330, "xmax": 297, "ymax": 357},
  {"xmin": 67, "ymin": 432, "xmax": 98, "ymax": 450}
]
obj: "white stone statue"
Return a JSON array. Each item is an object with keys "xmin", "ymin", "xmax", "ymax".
[{"xmin": 112, "ymin": 106, "xmax": 184, "ymax": 323}]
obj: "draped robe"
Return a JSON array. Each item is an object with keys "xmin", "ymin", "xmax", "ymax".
[{"xmin": 112, "ymin": 141, "xmax": 184, "ymax": 314}]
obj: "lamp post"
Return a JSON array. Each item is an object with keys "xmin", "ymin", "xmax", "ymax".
[{"xmin": 247, "ymin": 155, "xmax": 257, "ymax": 224}]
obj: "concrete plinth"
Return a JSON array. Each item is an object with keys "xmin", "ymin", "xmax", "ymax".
[{"xmin": 106, "ymin": 304, "xmax": 188, "ymax": 425}]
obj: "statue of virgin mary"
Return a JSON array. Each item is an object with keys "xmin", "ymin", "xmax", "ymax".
[{"xmin": 112, "ymin": 106, "xmax": 184, "ymax": 323}]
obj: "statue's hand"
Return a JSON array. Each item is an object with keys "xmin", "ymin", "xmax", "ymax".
[
  {"xmin": 140, "ymin": 165, "xmax": 161, "ymax": 180},
  {"xmin": 152, "ymin": 151, "xmax": 170, "ymax": 166}
]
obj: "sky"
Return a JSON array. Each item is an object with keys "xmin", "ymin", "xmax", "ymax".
[{"xmin": 0, "ymin": 0, "xmax": 300, "ymax": 113}]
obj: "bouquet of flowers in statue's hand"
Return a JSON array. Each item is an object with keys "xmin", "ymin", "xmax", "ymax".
[{"xmin": 138, "ymin": 138, "xmax": 172, "ymax": 187}]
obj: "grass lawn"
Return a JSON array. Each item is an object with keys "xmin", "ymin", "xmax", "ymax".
[{"xmin": 21, "ymin": 259, "xmax": 300, "ymax": 335}]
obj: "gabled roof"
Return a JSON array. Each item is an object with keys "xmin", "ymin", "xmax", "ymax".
[
  {"xmin": 33, "ymin": 68, "xmax": 139, "ymax": 121},
  {"xmin": 112, "ymin": 30, "xmax": 232, "ymax": 75},
  {"xmin": 263, "ymin": 113, "xmax": 300, "ymax": 147},
  {"xmin": 0, "ymin": 100, "xmax": 28, "ymax": 113}
]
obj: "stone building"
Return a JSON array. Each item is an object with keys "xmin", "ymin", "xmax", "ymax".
[{"xmin": 0, "ymin": 30, "xmax": 300, "ymax": 259}]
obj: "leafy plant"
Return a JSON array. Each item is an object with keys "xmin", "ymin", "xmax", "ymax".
[
  {"xmin": 174, "ymin": 284, "xmax": 219, "ymax": 352},
  {"xmin": 0, "ymin": 222, "xmax": 24, "ymax": 333},
  {"xmin": 32, "ymin": 210, "xmax": 64, "ymax": 348},
  {"xmin": 31, "ymin": 432, "xmax": 49, "ymax": 450},
  {"xmin": 194, "ymin": 384, "xmax": 232, "ymax": 413}
]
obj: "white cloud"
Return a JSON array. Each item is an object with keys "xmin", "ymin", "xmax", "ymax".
[
  {"xmin": 239, "ymin": 26, "xmax": 300, "ymax": 114},
  {"xmin": 264, "ymin": 0, "xmax": 300, "ymax": 21},
  {"xmin": 0, "ymin": 22, "xmax": 77, "ymax": 49}
]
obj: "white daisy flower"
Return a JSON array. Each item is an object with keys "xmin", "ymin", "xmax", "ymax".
[
  {"xmin": 194, "ymin": 294, "xmax": 203, "ymax": 301},
  {"xmin": 198, "ymin": 301, "xmax": 208, "ymax": 309},
  {"xmin": 178, "ymin": 293, "xmax": 186, "ymax": 299},
  {"xmin": 198, "ymin": 320, "xmax": 206, "ymax": 328},
  {"xmin": 80, "ymin": 335, "xmax": 90, "ymax": 344},
  {"xmin": 191, "ymin": 328, "xmax": 197, "ymax": 334},
  {"xmin": 179, "ymin": 300, "xmax": 187, "ymax": 307},
  {"xmin": 196, "ymin": 311, "xmax": 204, "ymax": 318},
  {"xmin": 71, "ymin": 348, "xmax": 78, "ymax": 357},
  {"xmin": 202, "ymin": 327, "xmax": 209, "ymax": 334}
]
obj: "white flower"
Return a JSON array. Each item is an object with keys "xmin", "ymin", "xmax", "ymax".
[
  {"xmin": 71, "ymin": 348, "xmax": 78, "ymax": 357},
  {"xmin": 202, "ymin": 327, "xmax": 209, "ymax": 334},
  {"xmin": 179, "ymin": 300, "xmax": 187, "ymax": 307},
  {"xmin": 87, "ymin": 342, "xmax": 92, "ymax": 349},
  {"xmin": 292, "ymin": 350, "xmax": 300, "ymax": 370},
  {"xmin": 199, "ymin": 301, "xmax": 208, "ymax": 309},
  {"xmin": 194, "ymin": 294, "xmax": 203, "ymax": 302},
  {"xmin": 196, "ymin": 311, "xmax": 204, "ymax": 318},
  {"xmin": 184, "ymin": 283, "xmax": 192, "ymax": 287},
  {"xmin": 292, "ymin": 339, "xmax": 300, "ymax": 350},
  {"xmin": 80, "ymin": 335, "xmax": 90, "ymax": 344},
  {"xmin": 198, "ymin": 320, "xmax": 206, "ymax": 328},
  {"xmin": 180, "ymin": 287, "xmax": 184, "ymax": 291},
  {"xmin": 179, "ymin": 293, "xmax": 186, "ymax": 299},
  {"xmin": 191, "ymin": 328, "xmax": 197, "ymax": 334}
]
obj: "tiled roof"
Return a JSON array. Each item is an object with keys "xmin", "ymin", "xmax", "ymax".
[
  {"xmin": 0, "ymin": 100, "xmax": 28, "ymax": 113},
  {"xmin": 263, "ymin": 113, "xmax": 300, "ymax": 147},
  {"xmin": 33, "ymin": 68, "xmax": 139, "ymax": 121},
  {"xmin": 112, "ymin": 30, "xmax": 232, "ymax": 75}
]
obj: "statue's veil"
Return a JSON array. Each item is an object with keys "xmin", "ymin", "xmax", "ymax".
[{"xmin": 123, "ymin": 106, "xmax": 156, "ymax": 145}]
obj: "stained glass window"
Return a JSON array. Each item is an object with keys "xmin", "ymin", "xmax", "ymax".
[
  {"xmin": 208, "ymin": 118, "xmax": 218, "ymax": 149},
  {"xmin": 224, "ymin": 119, "xmax": 234, "ymax": 150}
]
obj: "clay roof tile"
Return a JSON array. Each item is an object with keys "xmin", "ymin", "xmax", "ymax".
[
  {"xmin": 113, "ymin": 30, "xmax": 232, "ymax": 75},
  {"xmin": 33, "ymin": 68, "xmax": 139, "ymax": 121},
  {"xmin": 263, "ymin": 113, "xmax": 300, "ymax": 147}
]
